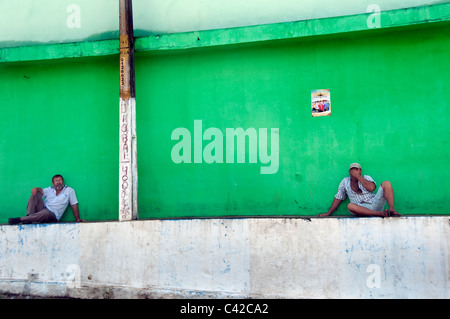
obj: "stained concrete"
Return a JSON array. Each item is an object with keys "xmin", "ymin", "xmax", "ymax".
[{"xmin": 0, "ymin": 216, "xmax": 448, "ymax": 298}]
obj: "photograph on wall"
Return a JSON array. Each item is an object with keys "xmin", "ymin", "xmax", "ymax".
[{"xmin": 311, "ymin": 89, "xmax": 331, "ymax": 117}]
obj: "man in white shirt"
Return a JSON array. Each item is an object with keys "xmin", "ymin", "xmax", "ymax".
[
  {"xmin": 318, "ymin": 163, "xmax": 401, "ymax": 217},
  {"xmin": 8, "ymin": 175, "xmax": 85, "ymax": 224}
]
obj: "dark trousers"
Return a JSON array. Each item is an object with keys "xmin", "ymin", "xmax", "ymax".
[{"xmin": 21, "ymin": 193, "xmax": 57, "ymax": 224}]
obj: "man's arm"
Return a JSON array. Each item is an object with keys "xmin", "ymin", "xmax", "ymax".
[
  {"xmin": 318, "ymin": 198, "xmax": 343, "ymax": 217},
  {"xmin": 71, "ymin": 204, "xmax": 85, "ymax": 222},
  {"xmin": 350, "ymin": 170, "xmax": 376, "ymax": 192},
  {"xmin": 31, "ymin": 187, "xmax": 43, "ymax": 196}
]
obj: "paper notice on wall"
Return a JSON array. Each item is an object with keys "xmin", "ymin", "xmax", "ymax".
[{"xmin": 311, "ymin": 89, "xmax": 331, "ymax": 117}]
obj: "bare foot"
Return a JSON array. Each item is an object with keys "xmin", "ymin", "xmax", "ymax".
[{"xmin": 384, "ymin": 209, "xmax": 401, "ymax": 217}]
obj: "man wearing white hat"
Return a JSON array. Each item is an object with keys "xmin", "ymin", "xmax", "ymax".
[{"xmin": 318, "ymin": 163, "xmax": 401, "ymax": 217}]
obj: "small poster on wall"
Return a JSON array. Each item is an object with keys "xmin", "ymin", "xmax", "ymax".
[{"xmin": 311, "ymin": 89, "xmax": 331, "ymax": 117}]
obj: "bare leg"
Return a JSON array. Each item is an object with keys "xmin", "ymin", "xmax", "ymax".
[
  {"xmin": 347, "ymin": 203, "xmax": 385, "ymax": 217},
  {"xmin": 348, "ymin": 181, "xmax": 401, "ymax": 218},
  {"xmin": 381, "ymin": 181, "xmax": 400, "ymax": 216}
]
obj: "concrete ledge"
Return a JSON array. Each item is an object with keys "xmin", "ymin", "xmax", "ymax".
[{"xmin": 0, "ymin": 216, "xmax": 448, "ymax": 298}]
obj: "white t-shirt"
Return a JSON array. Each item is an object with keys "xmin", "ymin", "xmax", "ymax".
[{"xmin": 43, "ymin": 185, "xmax": 78, "ymax": 220}]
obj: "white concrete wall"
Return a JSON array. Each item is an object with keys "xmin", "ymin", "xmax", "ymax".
[
  {"xmin": 0, "ymin": 0, "xmax": 442, "ymax": 45},
  {"xmin": 0, "ymin": 217, "xmax": 448, "ymax": 298}
]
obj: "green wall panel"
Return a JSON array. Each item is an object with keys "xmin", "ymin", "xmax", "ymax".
[
  {"xmin": 136, "ymin": 25, "xmax": 449, "ymax": 218},
  {"xmin": 0, "ymin": 56, "xmax": 119, "ymax": 222}
]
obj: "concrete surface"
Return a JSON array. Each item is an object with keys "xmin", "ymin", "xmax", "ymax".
[{"xmin": 0, "ymin": 216, "xmax": 448, "ymax": 298}]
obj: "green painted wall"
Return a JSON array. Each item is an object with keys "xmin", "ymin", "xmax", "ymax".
[
  {"xmin": 0, "ymin": 16, "xmax": 449, "ymax": 222},
  {"xmin": 0, "ymin": 56, "xmax": 119, "ymax": 221},
  {"xmin": 136, "ymin": 23, "xmax": 450, "ymax": 218}
]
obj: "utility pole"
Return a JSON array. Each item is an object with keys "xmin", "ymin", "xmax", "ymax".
[{"xmin": 119, "ymin": 0, "xmax": 138, "ymax": 221}]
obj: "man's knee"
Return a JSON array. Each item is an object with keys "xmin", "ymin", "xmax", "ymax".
[
  {"xmin": 27, "ymin": 192, "xmax": 44, "ymax": 214},
  {"xmin": 381, "ymin": 181, "xmax": 392, "ymax": 190}
]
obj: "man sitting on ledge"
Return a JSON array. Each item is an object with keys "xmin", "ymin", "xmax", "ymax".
[
  {"xmin": 318, "ymin": 163, "xmax": 401, "ymax": 217},
  {"xmin": 8, "ymin": 174, "xmax": 85, "ymax": 224}
]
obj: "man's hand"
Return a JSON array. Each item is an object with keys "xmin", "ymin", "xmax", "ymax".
[
  {"xmin": 349, "ymin": 168, "xmax": 361, "ymax": 178},
  {"xmin": 318, "ymin": 198, "xmax": 343, "ymax": 217},
  {"xmin": 349, "ymin": 168, "xmax": 376, "ymax": 192},
  {"xmin": 71, "ymin": 204, "xmax": 86, "ymax": 223},
  {"xmin": 317, "ymin": 212, "xmax": 331, "ymax": 217},
  {"xmin": 31, "ymin": 187, "xmax": 43, "ymax": 196}
]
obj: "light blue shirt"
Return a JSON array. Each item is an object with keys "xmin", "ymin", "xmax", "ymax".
[
  {"xmin": 335, "ymin": 175, "xmax": 376, "ymax": 204},
  {"xmin": 43, "ymin": 186, "xmax": 78, "ymax": 220}
]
